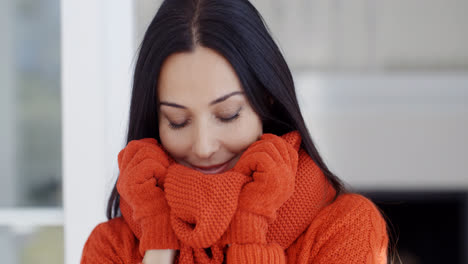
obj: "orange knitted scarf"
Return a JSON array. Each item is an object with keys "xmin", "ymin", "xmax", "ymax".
[{"xmin": 120, "ymin": 131, "xmax": 336, "ymax": 263}]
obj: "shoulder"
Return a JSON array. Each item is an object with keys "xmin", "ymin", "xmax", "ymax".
[
  {"xmin": 81, "ymin": 217, "xmax": 141, "ymax": 263},
  {"xmin": 84, "ymin": 217, "xmax": 136, "ymax": 246},
  {"xmin": 298, "ymin": 193, "xmax": 389, "ymax": 263},
  {"xmin": 312, "ymin": 193, "xmax": 388, "ymax": 241},
  {"xmin": 321, "ymin": 193, "xmax": 386, "ymax": 223}
]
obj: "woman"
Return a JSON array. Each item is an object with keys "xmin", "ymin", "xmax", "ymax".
[{"xmin": 81, "ymin": 0, "xmax": 389, "ymax": 263}]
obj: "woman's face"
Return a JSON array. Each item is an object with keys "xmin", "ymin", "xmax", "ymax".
[{"xmin": 157, "ymin": 46, "xmax": 263, "ymax": 174}]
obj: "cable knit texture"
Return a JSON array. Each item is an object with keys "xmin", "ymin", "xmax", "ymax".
[{"xmin": 81, "ymin": 131, "xmax": 389, "ymax": 263}]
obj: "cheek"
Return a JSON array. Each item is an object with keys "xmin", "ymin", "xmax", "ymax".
[
  {"xmin": 223, "ymin": 112, "xmax": 263, "ymax": 154},
  {"xmin": 159, "ymin": 124, "xmax": 191, "ymax": 159},
  {"xmin": 223, "ymin": 130, "xmax": 260, "ymax": 153}
]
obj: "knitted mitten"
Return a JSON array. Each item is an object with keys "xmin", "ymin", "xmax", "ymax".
[
  {"xmin": 224, "ymin": 133, "xmax": 298, "ymax": 263},
  {"xmin": 116, "ymin": 138, "xmax": 179, "ymax": 256}
]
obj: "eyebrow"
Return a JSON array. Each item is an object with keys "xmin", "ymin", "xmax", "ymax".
[{"xmin": 159, "ymin": 91, "xmax": 244, "ymax": 109}]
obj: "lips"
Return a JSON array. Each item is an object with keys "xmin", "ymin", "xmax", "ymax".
[{"xmin": 190, "ymin": 159, "xmax": 232, "ymax": 174}]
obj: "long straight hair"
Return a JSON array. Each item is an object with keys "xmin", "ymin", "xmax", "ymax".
[{"xmin": 107, "ymin": 0, "xmax": 346, "ymax": 219}]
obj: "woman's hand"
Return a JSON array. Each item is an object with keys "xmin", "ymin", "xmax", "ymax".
[
  {"xmin": 226, "ymin": 133, "xmax": 298, "ymax": 244},
  {"xmin": 116, "ymin": 138, "xmax": 179, "ymax": 256},
  {"xmin": 117, "ymin": 138, "xmax": 173, "ymax": 191},
  {"xmin": 142, "ymin": 249, "xmax": 176, "ymax": 264},
  {"xmin": 233, "ymin": 133, "xmax": 298, "ymax": 222},
  {"xmin": 222, "ymin": 134, "xmax": 297, "ymax": 263}
]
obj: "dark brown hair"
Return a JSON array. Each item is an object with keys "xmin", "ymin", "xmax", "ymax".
[{"xmin": 107, "ymin": 0, "xmax": 346, "ymax": 219}]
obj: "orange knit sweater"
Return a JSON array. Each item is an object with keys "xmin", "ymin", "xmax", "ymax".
[{"xmin": 81, "ymin": 131, "xmax": 388, "ymax": 263}]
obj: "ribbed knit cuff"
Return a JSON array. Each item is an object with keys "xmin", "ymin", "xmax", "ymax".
[
  {"xmin": 226, "ymin": 243, "xmax": 285, "ymax": 264},
  {"xmin": 222, "ymin": 210, "xmax": 268, "ymax": 244},
  {"xmin": 139, "ymin": 215, "xmax": 179, "ymax": 256}
]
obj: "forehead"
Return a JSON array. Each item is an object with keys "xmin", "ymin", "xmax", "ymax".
[{"xmin": 157, "ymin": 46, "xmax": 243, "ymax": 104}]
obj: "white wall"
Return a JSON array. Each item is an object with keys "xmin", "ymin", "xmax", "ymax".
[
  {"xmin": 295, "ymin": 73, "xmax": 468, "ymax": 190},
  {"xmin": 375, "ymin": 0, "xmax": 468, "ymax": 69},
  {"xmin": 253, "ymin": 0, "xmax": 468, "ymax": 70}
]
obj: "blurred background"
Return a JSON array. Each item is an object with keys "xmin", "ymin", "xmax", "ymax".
[{"xmin": 1, "ymin": 0, "xmax": 467, "ymax": 263}]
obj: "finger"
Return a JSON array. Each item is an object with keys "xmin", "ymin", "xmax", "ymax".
[
  {"xmin": 119, "ymin": 139, "xmax": 155, "ymax": 170},
  {"xmin": 233, "ymin": 140, "xmax": 278, "ymax": 175},
  {"xmin": 117, "ymin": 148, "xmax": 126, "ymax": 171},
  {"xmin": 126, "ymin": 146, "xmax": 169, "ymax": 172},
  {"xmin": 259, "ymin": 133, "xmax": 278, "ymax": 141},
  {"xmin": 238, "ymin": 171, "xmax": 283, "ymax": 216},
  {"xmin": 119, "ymin": 142, "xmax": 139, "ymax": 171},
  {"xmin": 286, "ymin": 144, "xmax": 299, "ymax": 174},
  {"xmin": 124, "ymin": 147, "xmax": 154, "ymax": 172},
  {"xmin": 248, "ymin": 151, "xmax": 276, "ymax": 178},
  {"xmin": 267, "ymin": 136, "xmax": 291, "ymax": 166},
  {"xmin": 138, "ymin": 138, "xmax": 158, "ymax": 145},
  {"xmin": 232, "ymin": 151, "xmax": 255, "ymax": 176},
  {"xmin": 239, "ymin": 165, "xmax": 294, "ymax": 217},
  {"xmin": 120, "ymin": 159, "xmax": 160, "ymax": 185},
  {"xmin": 261, "ymin": 141, "xmax": 284, "ymax": 165}
]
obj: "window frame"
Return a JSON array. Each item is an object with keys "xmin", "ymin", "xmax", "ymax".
[{"xmin": 61, "ymin": 0, "xmax": 134, "ymax": 263}]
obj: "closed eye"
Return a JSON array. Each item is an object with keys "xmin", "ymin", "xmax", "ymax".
[
  {"xmin": 167, "ymin": 107, "xmax": 242, "ymax": 130},
  {"xmin": 218, "ymin": 107, "xmax": 242, "ymax": 123},
  {"xmin": 218, "ymin": 112, "xmax": 240, "ymax": 122},
  {"xmin": 169, "ymin": 120, "xmax": 189, "ymax": 129}
]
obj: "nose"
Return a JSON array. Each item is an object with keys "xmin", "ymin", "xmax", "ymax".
[{"xmin": 191, "ymin": 122, "xmax": 219, "ymax": 160}]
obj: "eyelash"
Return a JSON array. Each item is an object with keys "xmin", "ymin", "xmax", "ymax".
[{"xmin": 168, "ymin": 111, "xmax": 241, "ymax": 130}]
